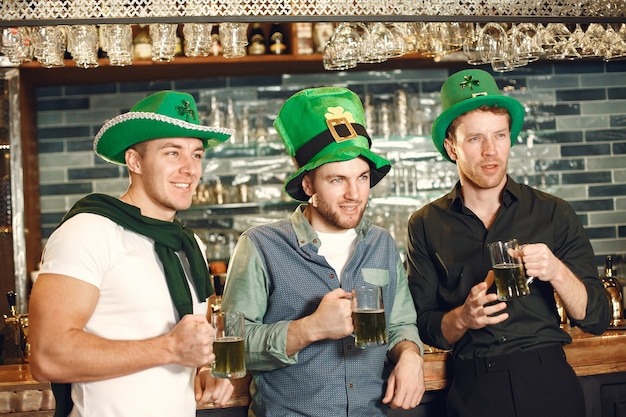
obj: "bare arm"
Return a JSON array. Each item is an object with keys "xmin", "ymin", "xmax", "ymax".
[
  {"xmin": 441, "ymin": 271, "xmax": 509, "ymax": 345},
  {"xmin": 29, "ymin": 273, "xmax": 215, "ymax": 383},
  {"xmin": 383, "ymin": 341, "xmax": 425, "ymax": 409}
]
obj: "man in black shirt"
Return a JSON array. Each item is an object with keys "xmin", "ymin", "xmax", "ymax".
[{"xmin": 407, "ymin": 69, "xmax": 610, "ymax": 417}]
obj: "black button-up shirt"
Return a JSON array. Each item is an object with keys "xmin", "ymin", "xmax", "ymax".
[{"xmin": 407, "ymin": 176, "xmax": 610, "ymax": 360}]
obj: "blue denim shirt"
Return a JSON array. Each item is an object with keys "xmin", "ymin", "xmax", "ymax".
[{"xmin": 222, "ymin": 205, "xmax": 422, "ymax": 417}]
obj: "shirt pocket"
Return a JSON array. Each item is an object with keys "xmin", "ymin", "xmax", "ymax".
[
  {"xmin": 434, "ymin": 253, "xmax": 470, "ymax": 306},
  {"xmin": 435, "ymin": 252, "xmax": 463, "ymax": 290},
  {"xmin": 362, "ymin": 268, "xmax": 389, "ymax": 287}
]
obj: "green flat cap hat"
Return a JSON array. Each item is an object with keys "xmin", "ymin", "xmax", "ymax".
[
  {"xmin": 274, "ymin": 87, "xmax": 391, "ymax": 202},
  {"xmin": 431, "ymin": 69, "xmax": 525, "ymax": 162},
  {"xmin": 94, "ymin": 90, "xmax": 233, "ymax": 165}
]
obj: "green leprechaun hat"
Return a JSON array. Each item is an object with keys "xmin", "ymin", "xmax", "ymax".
[
  {"xmin": 94, "ymin": 90, "xmax": 233, "ymax": 165},
  {"xmin": 274, "ymin": 87, "xmax": 391, "ymax": 202},
  {"xmin": 431, "ymin": 69, "xmax": 525, "ymax": 163}
]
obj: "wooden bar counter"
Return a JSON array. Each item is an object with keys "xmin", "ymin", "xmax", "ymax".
[
  {"xmin": 422, "ymin": 325, "xmax": 626, "ymax": 391},
  {"xmin": 1, "ymin": 326, "xmax": 624, "ymax": 415}
]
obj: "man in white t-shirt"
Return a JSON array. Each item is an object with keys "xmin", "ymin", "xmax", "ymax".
[{"xmin": 28, "ymin": 91, "xmax": 235, "ymax": 417}]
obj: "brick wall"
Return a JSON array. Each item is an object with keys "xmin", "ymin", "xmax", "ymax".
[{"xmin": 34, "ymin": 60, "xmax": 626, "ymax": 269}]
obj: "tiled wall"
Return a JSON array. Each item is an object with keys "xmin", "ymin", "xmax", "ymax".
[{"xmin": 35, "ymin": 60, "xmax": 626, "ymax": 269}]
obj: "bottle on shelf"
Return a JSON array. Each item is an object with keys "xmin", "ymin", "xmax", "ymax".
[
  {"xmin": 268, "ymin": 23, "xmax": 288, "ymax": 55},
  {"xmin": 617, "ymin": 255, "xmax": 626, "ymax": 316},
  {"xmin": 214, "ymin": 177, "xmax": 226, "ymax": 205},
  {"xmin": 207, "ymin": 95, "xmax": 224, "ymax": 128},
  {"xmin": 240, "ymin": 106, "xmax": 251, "ymax": 146},
  {"xmin": 312, "ymin": 22, "xmax": 334, "ymax": 53},
  {"xmin": 294, "ymin": 22, "xmax": 314, "ymax": 55},
  {"xmin": 132, "ymin": 24, "xmax": 151, "ymax": 60},
  {"xmin": 225, "ymin": 97, "xmax": 238, "ymax": 144},
  {"xmin": 247, "ymin": 23, "xmax": 266, "ymax": 55},
  {"xmin": 97, "ymin": 26, "xmax": 107, "ymax": 59},
  {"xmin": 209, "ymin": 260, "xmax": 227, "ymax": 313},
  {"xmin": 174, "ymin": 24, "xmax": 184, "ymax": 57},
  {"xmin": 209, "ymin": 24, "xmax": 222, "ymax": 56}
]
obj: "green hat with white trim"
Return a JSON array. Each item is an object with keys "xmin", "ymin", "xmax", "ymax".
[
  {"xmin": 94, "ymin": 90, "xmax": 233, "ymax": 165},
  {"xmin": 274, "ymin": 87, "xmax": 391, "ymax": 202}
]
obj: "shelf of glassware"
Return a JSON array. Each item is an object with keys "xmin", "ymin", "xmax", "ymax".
[
  {"xmin": 179, "ymin": 199, "xmax": 301, "ymax": 262},
  {"xmin": 176, "ymin": 135, "xmax": 456, "ymax": 261},
  {"xmin": 179, "ymin": 134, "xmax": 455, "ymax": 226},
  {"xmin": 180, "ymin": 139, "xmax": 297, "ymax": 224},
  {"xmin": 180, "ymin": 201, "xmax": 300, "ymax": 230},
  {"xmin": 17, "ymin": 52, "xmax": 446, "ymax": 88}
]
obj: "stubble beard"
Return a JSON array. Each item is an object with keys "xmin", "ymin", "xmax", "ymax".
[
  {"xmin": 459, "ymin": 159, "xmax": 507, "ymax": 191},
  {"xmin": 316, "ymin": 199, "xmax": 365, "ymax": 230}
]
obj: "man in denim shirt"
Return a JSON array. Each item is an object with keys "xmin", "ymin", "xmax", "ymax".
[{"xmin": 221, "ymin": 87, "xmax": 424, "ymax": 416}]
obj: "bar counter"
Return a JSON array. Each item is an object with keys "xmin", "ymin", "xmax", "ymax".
[
  {"xmin": 421, "ymin": 325, "xmax": 626, "ymax": 391},
  {"xmin": 1, "ymin": 326, "xmax": 624, "ymax": 415}
]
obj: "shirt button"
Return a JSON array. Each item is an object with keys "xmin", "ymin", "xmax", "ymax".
[
  {"xmin": 348, "ymin": 383, "xmax": 353, "ymax": 388},
  {"xmin": 500, "ymin": 336, "xmax": 507, "ymax": 342},
  {"xmin": 329, "ymin": 273, "xmax": 335, "ymax": 279},
  {"xmin": 347, "ymin": 344, "xmax": 352, "ymax": 350},
  {"xmin": 313, "ymin": 238, "xmax": 319, "ymax": 244},
  {"xmin": 487, "ymin": 362, "xmax": 495, "ymax": 369}
]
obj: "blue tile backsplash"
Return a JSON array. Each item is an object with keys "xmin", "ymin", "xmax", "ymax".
[{"xmin": 35, "ymin": 60, "xmax": 626, "ymax": 269}]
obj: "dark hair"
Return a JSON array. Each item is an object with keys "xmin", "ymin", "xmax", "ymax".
[{"xmin": 445, "ymin": 105, "xmax": 511, "ymax": 142}]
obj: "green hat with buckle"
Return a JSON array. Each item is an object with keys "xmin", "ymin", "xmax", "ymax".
[
  {"xmin": 274, "ymin": 87, "xmax": 391, "ymax": 202},
  {"xmin": 94, "ymin": 90, "xmax": 233, "ymax": 165},
  {"xmin": 431, "ymin": 69, "xmax": 525, "ymax": 163}
]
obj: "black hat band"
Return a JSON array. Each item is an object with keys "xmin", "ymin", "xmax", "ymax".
[{"xmin": 294, "ymin": 122, "xmax": 370, "ymax": 168}]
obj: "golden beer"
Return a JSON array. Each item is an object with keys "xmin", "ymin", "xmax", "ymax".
[
  {"xmin": 353, "ymin": 308, "xmax": 387, "ymax": 348},
  {"xmin": 211, "ymin": 336, "xmax": 246, "ymax": 379},
  {"xmin": 493, "ymin": 263, "xmax": 530, "ymax": 301}
]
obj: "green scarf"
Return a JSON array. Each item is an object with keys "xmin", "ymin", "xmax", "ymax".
[{"xmin": 52, "ymin": 193, "xmax": 213, "ymax": 417}]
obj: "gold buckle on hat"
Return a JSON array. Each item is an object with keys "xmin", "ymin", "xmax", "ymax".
[
  {"xmin": 326, "ymin": 118, "xmax": 358, "ymax": 142},
  {"xmin": 471, "ymin": 92, "xmax": 488, "ymax": 98}
]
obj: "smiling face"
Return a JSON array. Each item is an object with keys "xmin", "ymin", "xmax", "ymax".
[
  {"xmin": 444, "ymin": 108, "xmax": 511, "ymax": 192},
  {"xmin": 301, "ymin": 157, "xmax": 371, "ymax": 233},
  {"xmin": 124, "ymin": 137, "xmax": 205, "ymax": 221}
]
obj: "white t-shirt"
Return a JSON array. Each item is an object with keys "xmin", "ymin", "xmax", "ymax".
[
  {"xmin": 317, "ymin": 228, "xmax": 358, "ymax": 282},
  {"xmin": 39, "ymin": 213, "xmax": 208, "ymax": 417}
]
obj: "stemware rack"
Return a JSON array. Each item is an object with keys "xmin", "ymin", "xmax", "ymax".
[{"xmin": 1, "ymin": 0, "xmax": 625, "ymax": 27}]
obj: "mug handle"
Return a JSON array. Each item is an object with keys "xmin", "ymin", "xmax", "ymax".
[{"xmin": 518, "ymin": 244, "xmax": 535, "ymax": 285}]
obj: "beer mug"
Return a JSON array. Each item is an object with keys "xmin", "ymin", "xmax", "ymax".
[
  {"xmin": 351, "ymin": 286, "xmax": 387, "ymax": 348},
  {"xmin": 210, "ymin": 311, "xmax": 246, "ymax": 379},
  {"xmin": 486, "ymin": 239, "xmax": 534, "ymax": 301}
]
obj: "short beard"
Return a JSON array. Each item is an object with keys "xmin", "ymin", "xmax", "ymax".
[{"xmin": 315, "ymin": 198, "xmax": 364, "ymax": 230}]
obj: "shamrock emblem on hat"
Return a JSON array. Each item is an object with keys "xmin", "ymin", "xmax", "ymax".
[
  {"xmin": 459, "ymin": 75, "xmax": 480, "ymax": 90},
  {"xmin": 324, "ymin": 106, "xmax": 358, "ymax": 142},
  {"xmin": 325, "ymin": 106, "xmax": 355, "ymax": 123},
  {"xmin": 176, "ymin": 99, "xmax": 197, "ymax": 121}
]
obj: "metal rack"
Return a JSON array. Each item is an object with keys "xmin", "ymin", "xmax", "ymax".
[{"xmin": 1, "ymin": 0, "xmax": 625, "ymax": 27}]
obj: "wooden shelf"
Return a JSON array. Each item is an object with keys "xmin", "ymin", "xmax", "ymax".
[{"xmin": 18, "ymin": 53, "xmax": 452, "ymax": 86}]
